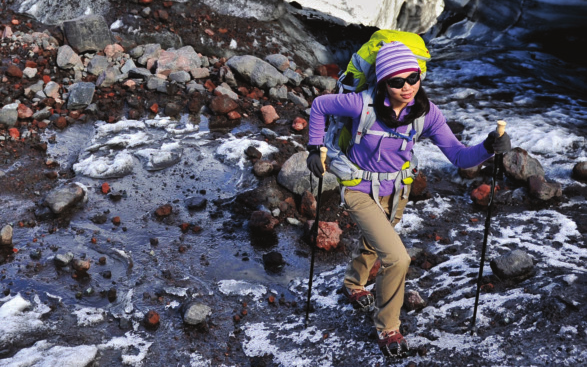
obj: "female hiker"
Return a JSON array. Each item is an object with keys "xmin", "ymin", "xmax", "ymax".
[{"xmin": 305, "ymin": 41, "xmax": 511, "ymax": 357}]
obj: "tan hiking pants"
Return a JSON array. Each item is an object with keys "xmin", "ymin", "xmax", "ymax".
[{"xmin": 343, "ymin": 186, "xmax": 411, "ymax": 332}]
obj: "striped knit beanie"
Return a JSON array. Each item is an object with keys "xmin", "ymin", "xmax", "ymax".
[{"xmin": 375, "ymin": 41, "xmax": 420, "ymax": 84}]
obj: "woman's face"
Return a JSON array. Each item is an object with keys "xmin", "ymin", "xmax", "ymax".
[{"xmin": 385, "ymin": 71, "xmax": 421, "ymax": 111}]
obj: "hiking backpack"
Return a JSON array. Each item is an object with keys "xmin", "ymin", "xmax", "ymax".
[{"xmin": 323, "ymin": 30, "xmax": 431, "ymax": 219}]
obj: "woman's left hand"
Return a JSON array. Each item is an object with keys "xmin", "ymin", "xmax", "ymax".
[{"xmin": 483, "ymin": 131, "xmax": 511, "ymax": 154}]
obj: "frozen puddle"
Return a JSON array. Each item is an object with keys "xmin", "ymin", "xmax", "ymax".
[{"xmin": 0, "ymin": 294, "xmax": 152, "ymax": 367}]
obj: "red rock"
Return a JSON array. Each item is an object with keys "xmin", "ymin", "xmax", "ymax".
[
  {"xmin": 155, "ymin": 204, "xmax": 173, "ymax": 218},
  {"xmin": 249, "ymin": 211, "xmax": 279, "ymax": 232},
  {"xmin": 403, "ymin": 290, "xmax": 426, "ymax": 311},
  {"xmin": 306, "ymin": 221, "xmax": 343, "ymax": 251},
  {"xmin": 6, "ymin": 64, "xmax": 23, "ymax": 78},
  {"xmin": 324, "ymin": 64, "xmax": 340, "ymax": 79},
  {"xmin": 91, "ymin": 237, "xmax": 97, "ymax": 244},
  {"xmin": 123, "ymin": 80, "xmax": 136, "ymax": 89},
  {"xmin": 233, "ymin": 315, "xmax": 241, "ymax": 323},
  {"xmin": 470, "ymin": 217, "xmax": 479, "ymax": 223},
  {"xmin": 150, "ymin": 103, "xmax": 158, "ymax": 114},
  {"xmin": 471, "ymin": 184, "xmax": 492, "ymax": 206},
  {"xmin": 139, "ymin": 0, "xmax": 153, "ymax": 4},
  {"xmin": 205, "ymin": 29, "xmax": 214, "ymax": 36},
  {"xmin": 315, "ymin": 65, "xmax": 327, "ymax": 77},
  {"xmin": 37, "ymin": 121, "xmax": 48, "ymax": 129},
  {"xmin": 300, "ymin": 190, "xmax": 316, "ymax": 218},
  {"xmin": 158, "ymin": 9, "xmax": 169, "ymax": 22},
  {"xmin": 481, "ymin": 283, "xmax": 494, "ymax": 292},
  {"xmin": 204, "ymin": 79, "xmax": 216, "ymax": 92},
  {"xmin": 237, "ymin": 87, "xmax": 249, "ymax": 96},
  {"xmin": 410, "ymin": 172, "xmax": 427, "ymax": 196},
  {"xmin": 17, "ymin": 104, "xmax": 33, "ymax": 119},
  {"xmin": 421, "ymin": 260, "xmax": 433, "ymax": 270},
  {"xmin": 219, "ymin": 28, "xmax": 228, "ymax": 34},
  {"xmin": 42, "ymin": 75, "xmax": 51, "ymax": 84},
  {"xmin": 8, "ymin": 128, "xmax": 20, "ymax": 139},
  {"xmin": 260, "ymin": 105, "xmax": 279, "ymax": 124},
  {"xmin": 178, "ymin": 245, "xmax": 187, "ymax": 253},
  {"xmin": 72, "ymin": 259, "xmax": 91, "ymax": 273},
  {"xmin": 25, "ymin": 61, "xmax": 37, "ymax": 68},
  {"xmin": 69, "ymin": 110, "xmax": 81, "ymax": 119},
  {"xmin": 180, "ymin": 223, "xmax": 190, "ymax": 233},
  {"xmin": 227, "ymin": 111, "xmax": 241, "ymax": 120},
  {"xmin": 368, "ymin": 259, "xmax": 382, "ymax": 282},
  {"xmin": 292, "ymin": 117, "xmax": 307, "ymax": 131},
  {"xmin": 55, "ymin": 116, "xmax": 67, "ymax": 129},
  {"xmin": 144, "ymin": 310, "xmax": 160, "ymax": 328},
  {"xmin": 163, "ymin": 1, "xmax": 173, "ymax": 7},
  {"xmin": 11, "ymin": 19, "xmax": 20, "ymax": 25},
  {"xmin": 112, "ymin": 216, "xmax": 121, "ymax": 225},
  {"xmin": 268, "ymin": 295, "xmax": 275, "ymax": 304},
  {"xmin": 101, "ymin": 182, "xmax": 110, "ymax": 194},
  {"xmin": 247, "ymin": 88, "xmax": 264, "ymax": 99},
  {"xmin": 45, "ymin": 171, "xmax": 58, "ymax": 179},
  {"xmin": 192, "ymin": 225, "xmax": 202, "ymax": 233}
]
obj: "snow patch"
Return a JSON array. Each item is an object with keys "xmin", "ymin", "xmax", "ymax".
[
  {"xmin": 217, "ymin": 280, "xmax": 267, "ymax": 301},
  {"xmin": 73, "ymin": 307, "xmax": 106, "ymax": 326},
  {"xmin": 215, "ymin": 135, "xmax": 279, "ymax": 169}
]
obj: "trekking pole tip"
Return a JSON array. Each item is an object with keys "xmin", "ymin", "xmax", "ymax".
[{"xmin": 496, "ymin": 120, "xmax": 506, "ymax": 137}]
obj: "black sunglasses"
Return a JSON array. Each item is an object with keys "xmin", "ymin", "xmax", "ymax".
[{"xmin": 386, "ymin": 72, "xmax": 420, "ymax": 89}]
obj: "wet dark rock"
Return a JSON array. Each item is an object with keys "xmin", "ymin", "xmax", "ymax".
[
  {"xmin": 150, "ymin": 238, "xmax": 159, "ymax": 246},
  {"xmin": 164, "ymin": 102, "xmax": 182, "ymax": 117},
  {"xmin": 185, "ymin": 196, "xmax": 207, "ymax": 210},
  {"xmin": 503, "ymin": 147, "xmax": 545, "ymax": 181},
  {"xmin": 187, "ymin": 95, "xmax": 203, "ymax": 112},
  {"xmin": 63, "ymin": 15, "xmax": 113, "ymax": 53},
  {"xmin": 245, "ymin": 146, "xmax": 262, "ymax": 159},
  {"xmin": 249, "ymin": 211, "xmax": 279, "ymax": 232},
  {"xmin": 490, "ymin": 249, "xmax": 534, "ymax": 279},
  {"xmin": 67, "ymin": 82, "xmax": 96, "ymax": 110},
  {"xmin": 253, "ymin": 160, "xmax": 273, "ymax": 177},
  {"xmin": 72, "ymin": 259, "xmax": 91, "ymax": 273},
  {"xmin": 227, "ymin": 55, "xmax": 288, "ymax": 89},
  {"xmin": 102, "ymin": 270, "xmax": 112, "ymax": 279},
  {"xmin": 301, "ymin": 190, "xmax": 317, "ymax": 219},
  {"xmin": 54, "ymin": 252, "xmax": 74, "ymax": 267},
  {"xmin": 572, "ymin": 161, "xmax": 587, "ymax": 181},
  {"xmin": 459, "ymin": 164, "xmax": 482, "ymax": 179},
  {"xmin": 404, "ymin": 290, "xmax": 426, "ymax": 311},
  {"xmin": 277, "ymin": 151, "xmax": 338, "ymax": 195},
  {"xmin": 43, "ymin": 183, "xmax": 86, "ymax": 214},
  {"xmin": 0, "ymin": 225, "xmax": 13, "ymax": 247},
  {"xmin": 182, "ymin": 302, "xmax": 211, "ymax": 326},
  {"xmin": 91, "ymin": 214, "xmax": 108, "ymax": 224},
  {"xmin": 34, "ymin": 206, "xmax": 55, "ymax": 221},
  {"xmin": 144, "ymin": 310, "xmax": 160, "ymax": 329},
  {"xmin": 263, "ymin": 251, "xmax": 285, "ymax": 272},
  {"xmin": 528, "ymin": 175, "xmax": 562, "ymax": 201},
  {"xmin": 209, "ymin": 95, "xmax": 238, "ymax": 114},
  {"xmin": 107, "ymin": 288, "xmax": 117, "ymax": 302}
]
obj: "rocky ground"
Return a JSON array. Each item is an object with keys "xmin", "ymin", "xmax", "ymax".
[{"xmin": 1, "ymin": 1, "xmax": 587, "ymax": 366}]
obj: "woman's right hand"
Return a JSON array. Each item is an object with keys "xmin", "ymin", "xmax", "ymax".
[{"xmin": 306, "ymin": 146, "xmax": 324, "ymax": 177}]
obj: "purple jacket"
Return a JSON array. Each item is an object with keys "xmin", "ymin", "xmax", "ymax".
[{"xmin": 308, "ymin": 92, "xmax": 493, "ymax": 196}]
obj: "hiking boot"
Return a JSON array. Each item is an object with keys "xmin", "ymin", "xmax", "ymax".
[
  {"xmin": 378, "ymin": 330, "xmax": 409, "ymax": 358},
  {"xmin": 342, "ymin": 286, "xmax": 374, "ymax": 310}
]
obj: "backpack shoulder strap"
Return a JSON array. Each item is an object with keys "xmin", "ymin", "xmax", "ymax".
[
  {"xmin": 413, "ymin": 114, "xmax": 426, "ymax": 143},
  {"xmin": 353, "ymin": 85, "xmax": 377, "ymax": 146}
]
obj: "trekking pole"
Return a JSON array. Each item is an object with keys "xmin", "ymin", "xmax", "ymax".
[
  {"xmin": 305, "ymin": 147, "xmax": 328, "ymax": 328},
  {"xmin": 471, "ymin": 120, "xmax": 507, "ymax": 335}
]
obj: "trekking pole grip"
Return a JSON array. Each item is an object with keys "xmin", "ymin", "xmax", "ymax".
[
  {"xmin": 496, "ymin": 120, "xmax": 506, "ymax": 137},
  {"xmin": 320, "ymin": 147, "xmax": 328, "ymax": 175}
]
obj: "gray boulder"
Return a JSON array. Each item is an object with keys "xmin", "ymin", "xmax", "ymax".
[
  {"xmin": 265, "ymin": 54, "xmax": 290, "ymax": 71},
  {"xmin": 87, "ymin": 55, "xmax": 110, "ymax": 76},
  {"xmin": 134, "ymin": 31, "xmax": 182, "ymax": 50},
  {"xmin": 130, "ymin": 46, "xmax": 144, "ymax": 59},
  {"xmin": 503, "ymin": 147, "xmax": 545, "ymax": 181},
  {"xmin": 528, "ymin": 175, "xmax": 562, "ymax": 201},
  {"xmin": 128, "ymin": 67, "xmax": 153, "ymax": 80},
  {"xmin": 403, "ymin": 290, "xmax": 426, "ymax": 311},
  {"xmin": 96, "ymin": 67, "xmax": 122, "ymax": 88},
  {"xmin": 284, "ymin": 69, "xmax": 303, "ymax": 86},
  {"xmin": 54, "ymin": 252, "xmax": 74, "ymax": 267},
  {"xmin": 288, "ymin": 92, "xmax": 309, "ymax": 108},
  {"xmin": 269, "ymin": 85, "xmax": 288, "ymax": 100},
  {"xmin": 63, "ymin": 15, "xmax": 113, "ymax": 53},
  {"xmin": 182, "ymin": 302, "xmax": 211, "ymax": 326},
  {"xmin": 215, "ymin": 85, "xmax": 238, "ymax": 100},
  {"xmin": 43, "ymin": 183, "xmax": 86, "ymax": 214},
  {"xmin": 147, "ymin": 77, "xmax": 167, "ymax": 91},
  {"xmin": 0, "ymin": 103, "xmax": 19, "ymax": 127},
  {"xmin": 490, "ymin": 249, "xmax": 534, "ymax": 279},
  {"xmin": 227, "ymin": 55, "xmax": 288, "ymax": 89},
  {"xmin": 44, "ymin": 82, "xmax": 61, "ymax": 99},
  {"xmin": 169, "ymin": 71, "xmax": 191, "ymax": 83},
  {"xmin": 137, "ymin": 44, "xmax": 162, "ymax": 66},
  {"xmin": 0, "ymin": 225, "xmax": 13, "ymax": 246},
  {"xmin": 305, "ymin": 75, "xmax": 337, "ymax": 91},
  {"xmin": 277, "ymin": 151, "xmax": 338, "ymax": 195},
  {"xmin": 67, "ymin": 82, "xmax": 95, "ymax": 110},
  {"xmin": 120, "ymin": 59, "xmax": 137, "ymax": 74},
  {"xmin": 56, "ymin": 45, "xmax": 82, "ymax": 70},
  {"xmin": 32, "ymin": 107, "xmax": 52, "ymax": 121}
]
